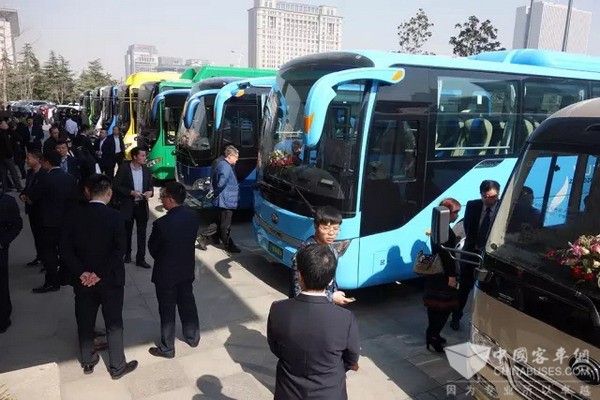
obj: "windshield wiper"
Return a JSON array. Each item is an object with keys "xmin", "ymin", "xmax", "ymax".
[
  {"xmin": 177, "ymin": 146, "xmax": 198, "ymax": 167},
  {"xmin": 294, "ymin": 185, "xmax": 315, "ymax": 215}
]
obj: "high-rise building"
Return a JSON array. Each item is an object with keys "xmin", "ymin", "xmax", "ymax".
[
  {"xmin": 124, "ymin": 44, "xmax": 159, "ymax": 76},
  {"xmin": 0, "ymin": 9, "xmax": 19, "ymax": 64},
  {"xmin": 157, "ymin": 56, "xmax": 185, "ymax": 72},
  {"xmin": 513, "ymin": 1, "xmax": 592, "ymax": 54},
  {"xmin": 248, "ymin": 0, "xmax": 342, "ymax": 69}
]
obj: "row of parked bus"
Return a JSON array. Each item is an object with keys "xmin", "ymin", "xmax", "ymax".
[{"xmin": 80, "ymin": 49, "xmax": 599, "ymax": 400}]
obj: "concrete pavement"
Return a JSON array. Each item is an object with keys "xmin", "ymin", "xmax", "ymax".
[{"xmin": 0, "ymin": 190, "xmax": 473, "ymax": 399}]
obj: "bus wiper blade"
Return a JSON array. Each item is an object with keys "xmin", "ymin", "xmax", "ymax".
[
  {"xmin": 177, "ymin": 147, "xmax": 198, "ymax": 167},
  {"xmin": 294, "ymin": 185, "xmax": 315, "ymax": 215}
]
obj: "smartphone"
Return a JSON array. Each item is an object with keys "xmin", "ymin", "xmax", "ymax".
[{"xmin": 346, "ymin": 297, "xmax": 356, "ymax": 302}]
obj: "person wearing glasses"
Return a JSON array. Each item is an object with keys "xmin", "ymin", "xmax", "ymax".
[
  {"xmin": 424, "ymin": 198, "xmax": 460, "ymax": 352},
  {"xmin": 450, "ymin": 180, "xmax": 500, "ymax": 331},
  {"xmin": 289, "ymin": 206, "xmax": 355, "ymax": 306}
]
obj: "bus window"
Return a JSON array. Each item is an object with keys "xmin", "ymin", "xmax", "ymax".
[
  {"xmin": 361, "ymin": 102, "xmax": 422, "ymax": 237},
  {"xmin": 436, "ymin": 76, "xmax": 518, "ymax": 157},
  {"xmin": 592, "ymin": 82, "xmax": 600, "ymax": 98}
]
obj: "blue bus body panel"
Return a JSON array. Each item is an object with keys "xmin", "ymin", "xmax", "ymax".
[
  {"xmin": 151, "ymin": 89, "xmax": 191, "ymax": 120},
  {"xmin": 214, "ymin": 77, "xmax": 276, "ymax": 130},
  {"xmin": 469, "ymin": 49, "xmax": 600, "ymax": 73},
  {"xmin": 183, "ymin": 89, "xmax": 221, "ymax": 129},
  {"xmin": 107, "ymin": 86, "xmax": 118, "ymax": 135}
]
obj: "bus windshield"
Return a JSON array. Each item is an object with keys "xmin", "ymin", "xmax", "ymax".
[
  {"xmin": 259, "ymin": 71, "xmax": 370, "ymax": 217},
  {"xmin": 488, "ymin": 148, "xmax": 600, "ymax": 303},
  {"xmin": 176, "ymin": 94, "xmax": 216, "ymax": 158},
  {"xmin": 163, "ymin": 93, "xmax": 187, "ymax": 145}
]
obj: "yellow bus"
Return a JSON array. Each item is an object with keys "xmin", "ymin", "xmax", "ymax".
[{"xmin": 120, "ymin": 71, "xmax": 180, "ymax": 158}]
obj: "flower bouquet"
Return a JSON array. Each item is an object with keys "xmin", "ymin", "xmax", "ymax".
[
  {"xmin": 268, "ymin": 150, "xmax": 294, "ymax": 168},
  {"xmin": 546, "ymin": 235, "xmax": 600, "ymax": 288}
]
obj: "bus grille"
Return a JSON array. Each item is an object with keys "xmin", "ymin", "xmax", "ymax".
[{"xmin": 509, "ymin": 360, "xmax": 587, "ymax": 400}]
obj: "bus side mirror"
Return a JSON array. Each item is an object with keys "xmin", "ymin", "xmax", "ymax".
[
  {"xmin": 431, "ymin": 206, "xmax": 450, "ymax": 246},
  {"xmin": 164, "ymin": 107, "xmax": 171, "ymax": 122}
]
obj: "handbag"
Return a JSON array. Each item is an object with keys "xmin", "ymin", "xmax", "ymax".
[{"xmin": 413, "ymin": 249, "xmax": 444, "ymax": 275}]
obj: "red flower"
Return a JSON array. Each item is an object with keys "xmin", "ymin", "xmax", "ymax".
[
  {"xmin": 546, "ymin": 250, "xmax": 556, "ymax": 258},
  {"xmin": 571, "ymin": 267, "xmax": 583, "ymax": 280},
  {"xmin": 583, "ymin": 272, "xmax": 595, "ymax": 282}
]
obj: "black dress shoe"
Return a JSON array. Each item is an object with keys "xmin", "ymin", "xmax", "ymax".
[
  {"xmin": 83, "ymin": 356, "xmax": 100, "ymax": 375},
  {"xmin": 197, "ymin": 236, "xmax": 207, "ymax": 251},
  {"xmin": 26, "ymin": 258, "xmax": 40, "ymax": 266},
  {"xmin": 124, "ymin": 254, "xmax": 131, "ymax": 264},
  {"xmin": 439, "ymin": 336, "xmax": 447, "ymax": 344},
  {"xmin": 0, "ymin": 319, "xmax": 11, "ymax": 333},
  {"xmin": 136, "ymin": 261, "xmax": 152, "ymax": 269},
  {"xmin": 32, "ymin": 284, "xmax": 60, "ymax": 293},
  {"xmin": 148, "ymin": 347, "xmax": 175, "ymax": 359},
  {"xmin": 110, "ymin": 360, "xmax": 138, "ymax": 380},
  {"xmin": 450, "ymin": 319, "xmax": 460, "ymax": 331},
  {"xmin": 225, "ymin": 243, "xmax": 241, "ymax": 254}
]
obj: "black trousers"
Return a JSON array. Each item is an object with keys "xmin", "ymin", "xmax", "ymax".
[
  {"xmin": 0, "ymin": 158, "xmax": 23, "ymax": 192},
  {"xmin": 100, "ymin": 163, "xmax": 114, "ymax": 180},
  {"xmin": 452, "ymin": 264, "xmax": 476, "ymax": 322},
  {"xmin": 201, "ymin": 208, "xmax": 234, "ymax": 245},
  {"xmin": 29, "ymin": 214, "xmax": 42, "ymax": 260},
  {"xmin": 155, "ymin": 280, "xmax": 200, "ymax": 355},
  {"xmin": 426, "ymin": 308, "xmax": 451, "ymax": 339},
  {"xmin": 0, "ymin": 247, "xmax": 11, "ymax": 328},
  {"xmin": 114, "ymin": 153, "xmax": 124, "ymax": 168},
  {"xmin": 40, "ymin": 227, "xmax": 61, "ymax": 287},
  {"xmin": 74, "ymin": 284, "xmax": 127, "ymax": 374},
  {"xmin": 14, "ymin": 147, "xmax": 26, "ymax": 178},
  {"xmin": 125, "ymin": 202, "xmax": 149, "ymax": 262}
]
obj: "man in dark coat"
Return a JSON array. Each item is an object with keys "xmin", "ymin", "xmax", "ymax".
[
  {"xmin": 0, "ymin": 120, "xmax": 23, "ymax": 192},
  {"xmin": 55, "ymin": 140, "xmax": 81, "ymax": 182},
  {"xmin": 95, "ymin": 128, "xmax": 116, "ymax": 180},
  {"xmin": 0, "ymin": 192, "xmax": 23, "ymax": 333},
  {"xmin": 450, "ymin": 179, "xmax": 500, "ymax": 331},
  {"xmin": 42, "ymin": 125, "xmax": 61, "ymax": 154},
  {"xmin": 19, "ymin": 149, "xmax": 46, "ymax": 266},
  {"xmin": 30, "ymin": 149, "xmax": 79, "ymax": 293},
  {"xmin": 147, "ymin": 182, "xmax": 201, "ymax": 358},
  {"xmin": 267, "ymin": 244, "xmax": 360, "ymax": 400},
  {"xmin": 112, "ymin": 146, "xmax": 153, "ymax": 268},
  {"xmin": 20, "ymin": 116, "xmax": 44, "ymax": 150},
  {"xmin": 60, "ymin": 174, "xmax": 138, "ymax": 378}
]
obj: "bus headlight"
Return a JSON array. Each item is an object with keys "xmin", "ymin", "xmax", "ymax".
[
  {"xmin": 472, "ymin": 327, "xmax": 507, "ymax": 375},
  {"xmin": 146, "ymin": 158, "xmax": 162, "ymax": 168},
  {"xmin": 331, "ymin": 239, "xmax": 352, "ymax": 257},
  {"xmin": 192, "ymin": 177, "xmax": 211, "ymax": 191}
]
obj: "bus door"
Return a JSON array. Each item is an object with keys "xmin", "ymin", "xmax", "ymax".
[{"xmin": 220, "ymin": 102, "xmax": 260, "ymax": 183}]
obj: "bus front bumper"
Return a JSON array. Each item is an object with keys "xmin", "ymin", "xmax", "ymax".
[{"xmin": 252, "ymin": 214, "xmax": 302, "ymax": 268}]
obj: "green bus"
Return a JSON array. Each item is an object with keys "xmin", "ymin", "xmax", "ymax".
[{"xmin": 138, "ymin": 66, "xmax": 276, "ymax": 180}]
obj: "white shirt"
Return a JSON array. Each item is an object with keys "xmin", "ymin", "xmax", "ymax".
[
  {"xmin": 300, "ymin": 291, "xmax": 327, "ymax": 297},
  {"xmin": 65, "ymin": 118, "xmax": 78, "ymax": 135},
  {"xmin": 89, "ymin": 200, "xmax": 107, "ymax": 205},
  {"xmin": 130, "ymin": 163, "xmax": 144, "ymax": 196},
  {"xmin": 114, "ymin": 136, "xmax": 122, "ymax": 154}
]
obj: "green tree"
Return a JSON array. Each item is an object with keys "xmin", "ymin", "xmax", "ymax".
[
  {"xmin": 40, "ymin": 50, "xmax": 59, "ymax": 101},
  {"xmin": 449, "ymin": 16, "xmax": 505, "ymax": 57},
  {"xmin": 56, "ymin": 56, "xmax": 75, "ymax": 104},
  {"xmin": 76, "ymin": 59, "xmax": 116, "ymax": 94},
  {"xmin": 397, "ymin": 8, "xmax": 434, "ymax": 55},
  {"xmin": 13, "ymin": 43, "xmax": 43, "ymax": 100}
]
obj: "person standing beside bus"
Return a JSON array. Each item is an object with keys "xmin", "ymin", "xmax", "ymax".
[
  {"xmin": 424, "ymin": 198, "xmax": 460, "ymax": 352},
  {"xmin": 450, "ymin": 180, "xmax": 500, "ymax": 331},
  {"xmin": 289, "ymin": 206, "xmax": 355, "ymax": 306}
]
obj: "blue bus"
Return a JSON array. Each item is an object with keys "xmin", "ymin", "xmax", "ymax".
[
  {"xmin": 175, "ymin": 77, "xmax": 275, "ymax": 208},
  {"xmin": 101, "ymin": 85, "xmax": 118, "ymax": 134},
  {"xmin": 253, "ymin": 49, "xmax": 600, "ymax": 289}
]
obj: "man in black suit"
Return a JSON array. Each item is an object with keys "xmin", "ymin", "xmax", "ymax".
[
  {"xmin": 112, "ymin": 146, "xmax": 153, "ymax": 268},
  {"xmin": 267, "ymin": 244, "xmax": 360, "ymax": 400},
  {"xmin": 21, "ymin": 116, "xmax": 44, "ymax": 150},
  {"xmin": 55, "ymin": 140, "xmax": 81, "ymax": 181},
  {"xmin": 60, "ymin": 174, "xmax": 138, "ymax": 378},
  {"xmin": 112, "ymin": 126, "xmax": 125, "ymax": 168},
  {"xmin": 95, "ymin": 128, "xmax": 116, "ymax": 180},
  {"xmin": 0, "ymin": 192, "xmax": 23, "ymax": 333},
  {"xmin": 147, "ymin": 182, "xmax": 201, "ymax": 358},
  {"xmin": 30, "ymin": 149, "xmax": 79, "ymax": 293},
  {"xmin": 19, "ymin": 149, "xmax": 46, "ymax": 267},
  {"xmin": 42, "ymin": 125, "xmax": 61, "ymax": 154},
  {"xmin": 450, "ymin": 179, "xmax": 500, "ymax": 331}
]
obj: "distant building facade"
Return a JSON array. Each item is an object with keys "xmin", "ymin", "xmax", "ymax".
[
  {"xmin": 248, "ymin": 0, "xmax": 343, "ymax": 69},
  {"xmin": 124, "ymin": 44, "xmax": 159, "ymax": 76},
  {"xmin": 0, "ymin": 9, "xmax": 19, "ymax": 64},
  {"xmin": 157, "ymin": 56, "xmax": 185, "ymax": 72},
  {"xmin": 513, "ymin": 1, "xmax": 591, "ymax": 53},
  {"xmin": 185, "ymin": 59, "xmax": 211, "ymax": 67}
]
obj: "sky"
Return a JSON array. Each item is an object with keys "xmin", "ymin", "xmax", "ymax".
[{"xmin": 4, "ymin": 0, "xmax": 600, "ymax": 81}]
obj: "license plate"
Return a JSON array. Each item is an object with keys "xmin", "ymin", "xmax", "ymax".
[{"xmin": 268, "ymin": 242, "xmax": 284, "ymax": 259}]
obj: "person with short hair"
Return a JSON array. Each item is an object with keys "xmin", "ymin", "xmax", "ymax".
[
  {"xmin": 55, "ymin": 140, "xmax": 81, "ymax": 181},
  {"xmin": 20, "ymin": 116, "xmax": 43, "ymax": 150},
  {"xmin": 112, "ymin": 146, "xmax": 153, "ymax": 268},
  {"xmin": 43, "ymin": 125, "xmax": 61, "ymax": 154},
  {"xmin": 60, "ymin": 174, "xmax": 138, "ymax": 378},
  {"xmin": 147, "ymin": 182, "xmax": 201, "ymax": 358},
  {"xmin": 95, "ymin": 128, "xmax": 116, "ymax": 180},
  {"xmin": 267, "ymin": 244, "xmax": 360, "ymax": 400},
  {"xmin": 450, "ymin": 179, "xmax": 500, "ymax": 330},
  {"xmin": 19, "ymin": 149, "xmax": 46, "ymax": 267},
  {"xmin": 289, "ymin": 205, "xmax": 355, "ymax": 305},
  {"xmin": 198, "ymin": 145, "xmax": 241, "ymax": 253},
  {"xmin": 112, "ymin": 126, "xmax": 125, "ymax": 168},
  {"xmin": 0, "ymin": 119, "xmax": 22, "ymax": 192}
]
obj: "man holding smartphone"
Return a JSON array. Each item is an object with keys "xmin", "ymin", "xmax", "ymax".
[{"xmin": 112, "ymin": 147, "xmax": 154, "ymax": 269}]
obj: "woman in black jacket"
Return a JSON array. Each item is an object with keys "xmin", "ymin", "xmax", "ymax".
[{"xmin": 424, "ymin": 198, "xmax": 461, "ymax": 353}]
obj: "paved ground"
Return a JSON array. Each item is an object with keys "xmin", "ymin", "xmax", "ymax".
[{"xmin": 0, "ymin": 189, "xmax": 474, "ymax": 399}]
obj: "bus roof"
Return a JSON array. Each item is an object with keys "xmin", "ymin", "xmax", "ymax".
[
  {"xmin": 125, "ymin": 71, "xmax": 180, "ymax": 88},
  {"xmin": 192, "ymin": 66, "xmax": 276, "ymax": 81},
  {"xmin": 158, "ymin": 79, "xmax": 194, "ymax": 90},
  {"xmin": 469, "ymin": 49, "xmax": 600, "ymax": 74},
  {"xmin": 281, "ymin": 50, "xmax": 600, "ymax": 81},
  {"xmin": 180, "ymin": 67, "xmax": 200, "ymax": 80}
]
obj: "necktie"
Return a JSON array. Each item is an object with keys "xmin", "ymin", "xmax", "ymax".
[
  {"xmin": 61, "ymin": 159, "xmax": 68, "ymax": 173},
  {"xmin": 478, "ymin": 207, "xmax": 492, "ymax": 249}
]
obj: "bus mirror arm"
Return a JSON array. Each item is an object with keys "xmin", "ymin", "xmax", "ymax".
[{"xmin": 440, "ymin": 246, "xmax": 490, "ymax": 282}]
